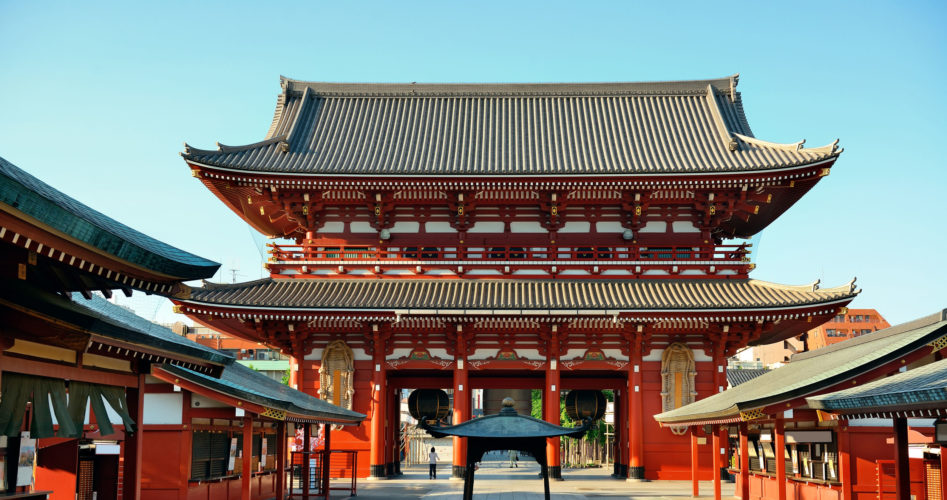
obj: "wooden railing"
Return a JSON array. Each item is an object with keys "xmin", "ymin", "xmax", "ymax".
[{"xmin": 265, "ymin": 243, "xmax": 752, "ymax": 279}]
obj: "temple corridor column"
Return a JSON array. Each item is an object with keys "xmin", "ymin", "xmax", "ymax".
[
  {"xmin": 452, "ymin": 324, "xmax": 470, "ymax": 479},
  {"xmin": 712, "ymin": 426, "xmax": 722, "ymax": 500},
  {"xmin": 545, "ymin": 324, "xmax": 562, "ymax": 480},
  {"xmin": 713, "ymin": 330, "xmax": 730, "ymax": 482},
  {"xmin": 241, "ymin": 415, "xmax": 252, "ymax": 500},
  {"xmin": 690, "ymin": 426, "xmax": 700, "ymax": 497},
  {"xmin": 775, "ymin": 417, "xmax": 787, "ymax": 500},
  {"xmin": 627, "ymin": 328, "xmax": 645, "ymax": 480},
  {"xmin": 739, "ymin": 423, "xmax": 749, "ymax": 500},
  {"xmin": 369, "ymin": 324, "xmax": 388, "ymax": 479}
]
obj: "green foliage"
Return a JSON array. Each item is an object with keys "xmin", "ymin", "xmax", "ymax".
[{"xmin": 280, "ymin": 369, "xmax": 290, "ymax": 386}]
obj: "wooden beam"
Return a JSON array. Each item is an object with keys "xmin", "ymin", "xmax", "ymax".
[{"xmin": 0, "ymin": 354, "xmax": 138, "ymax": 386}]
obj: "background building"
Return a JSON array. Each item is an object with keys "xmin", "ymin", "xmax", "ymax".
[{"xmin": 733, "ymin": 308, "xmax": 889, "ymax": 367}]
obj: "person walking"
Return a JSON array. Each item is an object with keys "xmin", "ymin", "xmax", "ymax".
[
  {"xmin": 429, "ymin": 447, "xmax": 440, "ymax": 479},
  {"xmin": 508, "ymin": 449, "xmax": 518, "ymax": 468}
]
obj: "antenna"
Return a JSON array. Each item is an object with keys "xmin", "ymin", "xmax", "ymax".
[{"xmin": 228, "ymin": 267, "xmax": 242, "ymax": 284}]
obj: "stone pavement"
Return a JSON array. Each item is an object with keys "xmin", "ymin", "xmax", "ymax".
[{"xmin": 345, "ymin": 457, "xmax": 736, "ymax": 499}]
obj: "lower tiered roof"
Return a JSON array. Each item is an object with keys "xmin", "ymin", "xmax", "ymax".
[{"xmin": 183, "ymin": 277, "xmax": 857, "ymax": 312}]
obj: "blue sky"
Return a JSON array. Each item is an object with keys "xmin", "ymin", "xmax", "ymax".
[{"xmin": 1, "ymin": 1, "xmax": 945, "ymax": 325}]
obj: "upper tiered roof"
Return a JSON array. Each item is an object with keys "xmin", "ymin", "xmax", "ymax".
[{"xmin": 183, "ymin": 75, "xmax": 840, "ymax": 177}]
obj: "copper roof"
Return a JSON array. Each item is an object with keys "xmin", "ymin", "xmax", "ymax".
[
  {"xmin": 655, "ymin": 309, "xmax": 947, "ymax": 426},
  {"xmin": 183, "ymin": 75, "xmax": 840, "ymax": 176},
  {"xmin": 183, "ymin": 278, "xmax": 857, "ymax": 312}
]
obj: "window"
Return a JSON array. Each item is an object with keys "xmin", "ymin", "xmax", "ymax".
[
  {"xmin": 834, "ymin": 315, "xmax": 845, "ymax": 323},
  {"xmin": 190, "ymin": 430, "xmax": 232, "ymax": 480}
]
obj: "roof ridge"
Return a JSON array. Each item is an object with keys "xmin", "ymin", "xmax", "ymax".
[
  {"xmin": 183, "ymin": 136, "xmax": 285, "ymax": 158},
  {"xmin": 733, "ymin": 133, "xmax": 843, "ymax": 155},
  {"xmin": 278, "ymin": 74, "xmax": 740, "ymax": 97},
  {"xmin": 747, "ymin": 278, "xmax": 858, "ymax": 294}
]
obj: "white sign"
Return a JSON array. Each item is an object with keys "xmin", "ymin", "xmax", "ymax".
[{"xmin": 227, "ymin": 438, "xmax": 238, "ymax": 472}]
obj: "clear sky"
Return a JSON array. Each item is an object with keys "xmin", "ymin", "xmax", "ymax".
[{"xmin": 1, "ymin": 1, "xmax": 945, "ymax": 326}]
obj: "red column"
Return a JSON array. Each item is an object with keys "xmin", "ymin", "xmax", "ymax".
[
  {"xmin": 691, "ymin": 427, "xmax": 700, "ymax": 497},
  {"xmin": 618, "ymin": 390, "xmax": 629, "ymax": 477},
  {"xmin": 302, "ymin": 424, "xmax": 311, "ymax": 499},
  {"xmin": 739, "ymin": 423, "xmax": 749, "ymax": 500},
  {"xmin": 713, "ymin": 426, "xmax": 722, "ymax": 500},
  {"xmin": 940, "ymin": 443, "xmax": 947, "ymax": 500},
  {"xmin": 838, "ymin": 425, "xmax": 853, "ymax": 500},
  {"xmin": 627, "ymin": 336, "xmax": 644, "ymax": 480},
  {"xmin": 451, "ymin": 336, "xmax": 469, "ymax": 480},
  {"xmin": 893, "ymin": 417, "xmax": 910, "ymax": 500},
  {"xmin": 713, "ymin": 338, "xmax": 729, "ymax": 483},
  {"xmin": 241, "ymin": 415, "xmax": 253, "ymax": 500},
  {"xmin": 275, "ymin": 421, "xmax": 286, "ymax": 500},
  {"xmin": 775, "ymin": 417, "xmax": 786, "ymax": 500},
  {"xmin": 545, "ymin": 341, "xmax": 562, "ymax": 480},
  {"xmin": 322, "ymin": 424, "xmax": 331, "ymax": 500},
  {"xmin": 369, "ymin": 328, "xmax": 387, "ymax": 479},
  {"xmin": 122, "ymin": 374, "xmax": 145, "ymax": 500}
]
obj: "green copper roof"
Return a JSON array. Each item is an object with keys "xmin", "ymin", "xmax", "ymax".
[
  {"xmin": 807, "ymin": 355, "xmax": 947, "ymax": 413},
  {"xmin": 0, "ymin": 155, "xmax": 219, "ymax": 281},
  {"xmin": 654, "ymin": 309, "xmax": 947, "ymax": 425},
  {"xmin": 159, "ymin": 362, "xmax": 364, "ymax": 424}
]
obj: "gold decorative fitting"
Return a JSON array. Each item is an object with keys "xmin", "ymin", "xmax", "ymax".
[
  {"xmin": 247, "ymin": 196, "xmax": 253, "ymax": 205},
  {"xmin": 191, "ymin": 170, "xmax": 202, "ymax": 178},
  {"xmin": 302, "ymin": 206, "xmax": 309, "ymax": 215},
  {"xmin": 766, "ymin": 194, "xmax": 773, "ymax": 203},
  {"xmin": 237, "ymin": 401, "xmax": 242, "ymax": 406},
  {"xmin": 634, "ymin": 205, "xmax": 641, "ymax": 216},
  {"xmin": 928, "ymin": 335, "xmax": 947, "ymax": 351},
  {"xmin": 457, "ymin": 204, "xmax": 464, "ymax": 216},
  {"xmin": 17, "ymin": 263, "xmax": 26, "ymax": 280},
  {"xmin": 820, "ymin": 168, "xmax": 831, "ymax": 177},
  {"xmin": 753, "ymin": 206, "xmax": 759, "ymax": 214},
  {"xmin": 550, "ymin": 205, "xmax": 558, "ymax": 216},
  {"xmin": 172, "ymin": 305, "xmax": 183, "ymax": 314},
  {"xmin": 374, "ymin": 205, "xmax": 381, "ymax": 216},
  {"xmin": 740, "ymin": 409, "xmax": 765, "ymax": 421},
  {"xmin": 27, "ymin": 251, "xmax": 37, "ymax": 265},
  {"xmin": 259, "ymin": 207, "xmax": 265, "ymax": 216},
  {"xmin": 261, "ymin": 408, "xmax": 286, "ymax": 420},
  {"xmin": 708, "ymin": 206, "xmax": 716, "ymax": 215}
]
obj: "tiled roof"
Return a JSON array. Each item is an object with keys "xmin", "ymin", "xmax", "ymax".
[
  {"xmin": 807, "ymin": 353, "xmax": 947, "ymax": 413},
  {"xmin": 726, "ymin": 368, "xmax": 770, "ymax": 387},
  {"xmin": 72, "ymin": 292, "xmax": 232, "ymax": 365},
  {"xmin": 159, "ymin": 362, "xmax": 364, "ymax": 424},
  {"xmin": 654, "ymin": 309, "xmax": 947, "ymax": 425},
  {"xmin": 184, "ymin": 278, "xmax": 857, "ymax": 312},
  {"xmin": 0, "ymin": 155, "xmax": 219, "ymax": 280},
  {"xmin": 182, "ymin": 75, "xmax": 840, "ymax": 176}
]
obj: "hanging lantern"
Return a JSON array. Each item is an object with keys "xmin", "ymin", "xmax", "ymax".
[
  {"xmin": 408, "ymin": 389, "xmax": 451, "ymax": 423},
  {"xmin": 564, "ymin": 390, "xmax": 607, "ymax": 422}
]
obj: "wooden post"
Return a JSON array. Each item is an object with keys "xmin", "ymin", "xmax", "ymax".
[
  {"xmin": 775, "ymin": 417, "xmax": 786, "ymax": 500},
  {"xmin": 322, "ymin": 424, "xmax": 331, "ymax": 500},
  {"xmin": 452, "ymin": 326, "xmax": 469, "ymax": 479},
  {"xmin": 712, "ymin": 426, "xmax": 722, "ymax": 500},
  {"xmin": 275, "ymin": 421, "xmax": 286, "ymax": 500},
  {"xmin": 241, "ymin": 415, "xmax": 252, "ymax": 500},
  {"xmin": 627, "ymin": 335, "xmax": 644, "ymax": 480},
  {"xmin": 369, "ymin": 327, "xmax": 387, "ymax": 479},
  {"xmin": 303, "ymin": 423, "xmax": 311, "ymax": 500},
  {"xmin": 893, "ymin": 417, "xmax": 910, "ymax": 500},
  {"xmin": 545, "ymin": 326, "xmax": 562, "ymax": 480},
  {"xmin": 739, "ymin": 423, "xmax": 749, "ymax": 500},
  {"xmin": 838, "ymin": 424, "xmax": 853, "ymax": 500},
  {"xmin": 690, "ymin": 426, "xmax": 700, "ymax": 497},
  {"xmin": 122, "ymin": 374, "xmax": 145, "ymax": 500}
]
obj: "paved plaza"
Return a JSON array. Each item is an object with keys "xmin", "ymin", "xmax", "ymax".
[{"xmin": 347, "ymin": 457, "xmax": 736, "ymax": 499}]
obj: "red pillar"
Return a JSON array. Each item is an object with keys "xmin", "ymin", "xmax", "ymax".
[
  {"xmin": 122, "ymin": 374, "xmax": 145, "ymax": 500},
  {"xmin": 545, "ymin": 338, "xmax": 562, "ymax": 480},
  {"xmin": 627, "ymin": 336, "xmax": 644, "ymax": 480},
  {"xmin": 690, "ymin": 427, "xmax": 700, "ymax": 497},
  {"xmin": 713, "ymin": 426, "xmax": 722, "ymax": 500},
  {"xmin": 712, "ymin": 338, "xmax": 729, "ymax": 483},
  {"xmin": 303, "ymin": 424, "xmax": 311, "ymax": 499},
  {"xmin": 838, "ymin": 424, "xmax": 853, "ymax": 500},
  {"xmin": 451, "ymin": 327, "xmax": 469, "ymax": 480},
  {"xmin": 275, "ymin": 421, "xmax": 286, "ymax": 500},
  {"xmin": 775, "ymin": 418, "xmax": 786, "ymax": 500},
  {"xmin": 241, "ymin": 415, "xmax": 253, "ymax": 500},
  {"xmin": 893, "ymin": 417, "xmax": 910, "ymax": 500},
  {"xmin": 940, "ymin": 443, "xmax": 947, "ymax": 500},
  {"xmin": 739, "ymin": 423, "xmax": 749, "ymax": 500},
  {"xmin": 369, "ymin": 328, "xmax": 387, "ymax": 480},
  {"xmin": 322, "ymin": 424, "xmax": 331, "ymax": 500}
]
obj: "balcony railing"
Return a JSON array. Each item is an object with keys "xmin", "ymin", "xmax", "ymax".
[{"xmin": 265, "ymin": 244, "xmax": 751, "ymax": 279}]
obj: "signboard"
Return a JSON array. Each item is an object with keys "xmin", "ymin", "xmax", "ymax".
[
  {"xmin": 785, "ymin": 430, "xmax": 833, "ymax": 444},
  {"xmin": 604, "ymin": 402, "xmax": 614, "ymax": 424},
  {"xmin": 16, "ymin": 433, "xmax": 36, "ymax": 487},
  {"xmin": 227, "ymin": 438, "xmax": 238, "ymax": 472}
]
